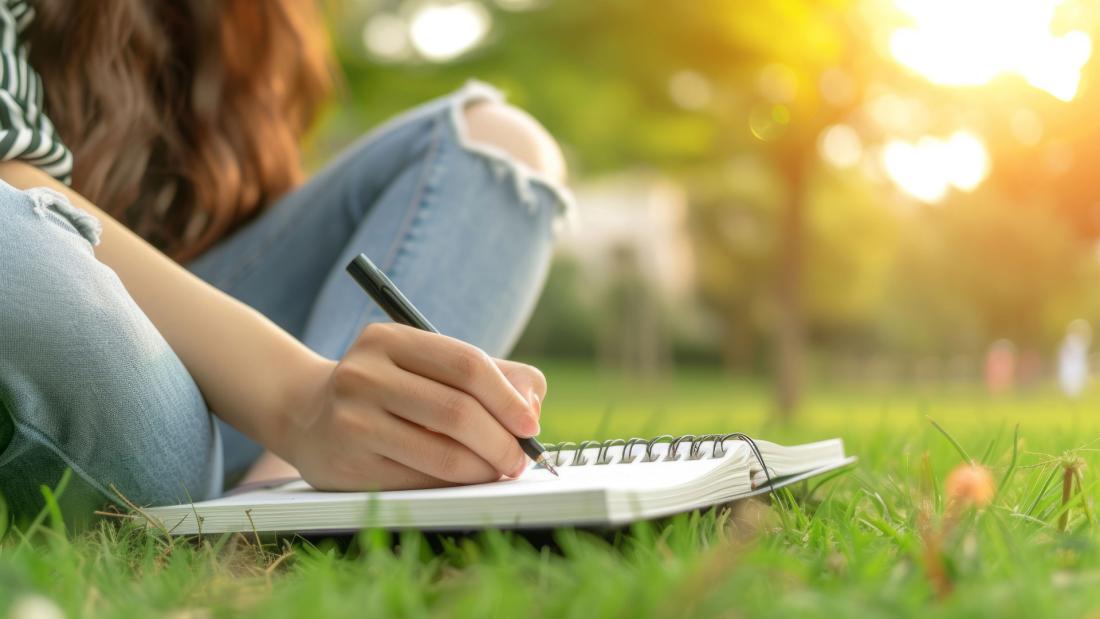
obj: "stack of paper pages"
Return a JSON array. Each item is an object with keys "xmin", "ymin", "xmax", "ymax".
[{"xmin": 145, "ymin": 435, "xmax": 854, "ymax": 534}]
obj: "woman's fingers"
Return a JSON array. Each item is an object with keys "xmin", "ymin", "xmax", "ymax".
[
  {"xmin": 366, "ymin": 410, "xmax": 506, "ymax": 484},
  {"xmin": 368, "ymin": 365, "xmax": 529, "ymax": 478},
  {"xmin": 494, "ymin": 359, "xmax": 547, "ymax": 419},
  {"xmin": 313, "ymin": 322, "xmax": 546, "ymax": 492},
  {"xmin": 370, "ymin": 324, "xmax": 539, "ymax": 437}
]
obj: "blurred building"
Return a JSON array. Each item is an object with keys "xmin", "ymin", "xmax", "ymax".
[
  {"xmin": 556, "ymin": 171, "xmax": 696, "ymax": 376},
  {"xmin": 558, "ymin": 171, "xmax": 695, "ymax": 300}
]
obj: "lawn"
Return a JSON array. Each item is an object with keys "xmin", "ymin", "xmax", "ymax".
[{"xmin": 3, "ymin": 361, "xmax": 1100, "ymax": 618}]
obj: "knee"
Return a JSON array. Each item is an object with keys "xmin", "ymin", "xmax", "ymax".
[
  {"xmin": 0, "ymin": 301, "xmax": 217, "ymax": 511},
  {"xmin": 463, "ymin": 101, "xmax": 567, "ymax": 184},
  {"xmin": 0, "ymin": 181, "xmax": 101, "ymax": 260},
  {"xmin": 0, "ymin": 185, "xmax": 109, "ymax": 331},
  {"xmin": 0, "ymin": 190, "xmax": 219, "ymax": 510}
]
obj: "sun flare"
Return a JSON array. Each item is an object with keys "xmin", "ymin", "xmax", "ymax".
[
  {"xmin": 881, "ymin": 131, "xmax": 991, "ymax": 203},
  {"xmin": 890, "ymin": 0, "xmax": 1092, "ymax": 101}
]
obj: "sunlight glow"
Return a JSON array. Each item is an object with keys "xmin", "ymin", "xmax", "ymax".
[
  {"xmin": 818, "ymin": 124, "xmax": 863, "ymax": 169},
  {"xmin": 890, "ymin": 0, "xmax": 1092, "ymax": 101},
  {"xmin": 408, "ymin": 2, "xmax": 491, "ymax": 62},
  {"xmin": 881, "ymin": 131, "xmax": 991, "ymax": 203}
]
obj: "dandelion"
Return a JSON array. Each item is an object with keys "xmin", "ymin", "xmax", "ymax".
[
  {"xmin": 923, "ymin": 460, "xmax": 995, "ymax": 599},
  {"xmin": 945, "ymin": 463, "xmax": 995, "ymax": 509}
]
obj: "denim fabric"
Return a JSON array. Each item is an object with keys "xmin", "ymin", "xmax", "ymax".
[
  {"xmin": 0, "ymin": 82, "xmax": 568, "ymax": 519},
  {"xmin": 0, "ymin": 187, "xmax": 221, "ymax": 522}
]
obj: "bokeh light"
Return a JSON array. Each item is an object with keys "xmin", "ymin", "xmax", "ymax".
[
  {"xmin": 890, "ymin": 0, "xmax": 1092, "ymax": 101},
  {"xmin": 408, "ymin": 2, "xmax": 491, "ymax": 62},
  {"xmin": 882, "ymin": 131, "xmax": 991, "ymax": 203},
  {"xmin": 818, "ymin": 124, "xmax": 863, "ymax": 169},
  {"xmin": 748, "ymin": 104, "xmax": 789, "ymax": 142},
  {"xmin": 757, "ymin": 63, "xmax": 798, "ymax": 103},
  {"xmin": 362, "ymin": 13, "xmax": 411, "ymax": 62},
  {"xmin": 866, "ymin": 93, "xmax": 930, "ymax": 135},
  {"xmin": 667, "ymin": 70, "xmax": 713, "ymax": 110},
  {"xmin": 818, "ymin": 68, "xmax": 857, "ymax": 107}
]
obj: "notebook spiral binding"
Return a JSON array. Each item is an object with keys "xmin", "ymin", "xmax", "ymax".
[{"xmin": 541, "ymin": 433, "xmax": 774, "ymax": 486}]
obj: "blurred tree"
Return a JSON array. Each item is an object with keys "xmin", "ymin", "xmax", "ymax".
[
  {"xmin": 704, "ymin": 0, "xmax": 864, "ymax": 419},
  {"xmin": 882, "ymin": 192, "xmax": 1100, "ymax": 355}
]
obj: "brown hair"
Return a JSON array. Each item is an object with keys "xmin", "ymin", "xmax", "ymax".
[{"xmin": 26, "ymin": 0, "xmax": 332, "ymax": 261}]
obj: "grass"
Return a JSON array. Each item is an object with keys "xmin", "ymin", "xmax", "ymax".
[{"xmin": 4, "ymin": 361, "xmax": 1100, "ymax": 618}]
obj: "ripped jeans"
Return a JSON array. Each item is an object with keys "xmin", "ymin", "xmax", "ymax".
[{"xmin": 0, "ymin": 82, "xmax": 571, "ymax": 519}]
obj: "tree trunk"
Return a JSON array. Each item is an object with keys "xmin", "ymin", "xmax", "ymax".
[{"xmin": 773, "ymin": 156, "xmax": 807, "ymax": 420}]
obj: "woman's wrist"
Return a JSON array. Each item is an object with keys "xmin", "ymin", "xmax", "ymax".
[{"xmin": 266, "ymin": 351, "xmax": 336, "ymax": 462}]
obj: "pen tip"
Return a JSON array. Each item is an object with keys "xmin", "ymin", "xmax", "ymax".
[{"xmin": 537, "ymin": 454, "xmax": 560, "ymax": 477}]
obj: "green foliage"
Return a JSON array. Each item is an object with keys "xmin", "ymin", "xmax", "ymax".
[{"xmin": 882, "ymin": 193, "xmax": 1100, "ymax": 353}]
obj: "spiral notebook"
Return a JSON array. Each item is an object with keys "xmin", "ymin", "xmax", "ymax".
[{"xmin": 145, "ymin": 434, "xmax": 854, "ymax": 534}]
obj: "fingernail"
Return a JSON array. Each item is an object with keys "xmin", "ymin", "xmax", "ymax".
[{"xmin": 529, "ymin": 391, "xmax": 542, "ymax": 417}]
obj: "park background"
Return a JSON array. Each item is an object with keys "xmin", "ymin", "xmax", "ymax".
[
  {"xmin": 309, "ymin": 0, "xmax": 1100, "ymax": 424},
  {"xmin": 12, "ymin": 1, "xmax": 1100, "ymax": 617}
]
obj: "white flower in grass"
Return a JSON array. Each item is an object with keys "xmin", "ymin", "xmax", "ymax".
[{"xmin": 8, "ymin": 595, "xmax": 65, "ymax": 619}]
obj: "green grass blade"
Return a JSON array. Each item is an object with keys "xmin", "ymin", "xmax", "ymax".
[
  {"xmin": 998, "ymin": 423, "xmax": 1020, "ymax": 492},
  {"xmin": 927, "ymin": 416, "xmax": 973, "ymax": 463}
]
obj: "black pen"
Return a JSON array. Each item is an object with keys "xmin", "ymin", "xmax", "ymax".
[{"xmin": 346, "ymin": 253, "xmax": 560, "ymax": 477}]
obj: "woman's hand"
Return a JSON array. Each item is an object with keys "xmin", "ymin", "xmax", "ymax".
[{"xmin": 286, "ymin": 323, "xmax": 547, "ymax": 491}]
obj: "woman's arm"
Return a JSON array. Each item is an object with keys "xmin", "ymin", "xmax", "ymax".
[{"xmin": 0, "ymin": 161, "xmax": 545, "ymax": 489}]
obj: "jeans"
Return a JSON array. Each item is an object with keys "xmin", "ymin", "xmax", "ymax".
[{"xmin": 0, "ymin": 82, "xmax": 570, "ymax": 521}]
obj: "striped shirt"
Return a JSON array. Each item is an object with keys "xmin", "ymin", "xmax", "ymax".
[{"xmin": 0, "ymin": 0, "xmax": 72, "ymax": 183}]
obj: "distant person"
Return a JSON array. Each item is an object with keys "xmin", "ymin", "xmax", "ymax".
[
  {"xmin": 0, "ymin": 1, "xmax": 572, "ymax": 519},
  {"xmin": 1058, "ymin": 319, "xmax": 1092, "ymax": 399},
  {"xmin": 1016, "ymin": 348, "xmax": 1043, "ymax": 390},
  {"xmin": 984, "ymin": 339, "xmax": 1016, "ymax": 395}
]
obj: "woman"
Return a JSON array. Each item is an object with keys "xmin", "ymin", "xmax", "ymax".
[{"xmin": 0, "ymin": 0, "xmax": 572, "ymax": 520}]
